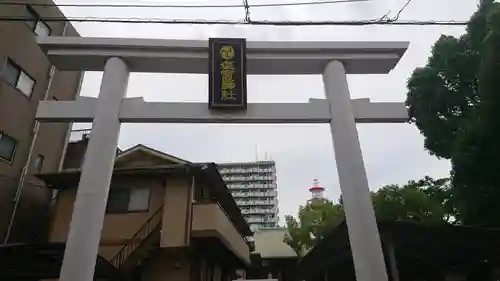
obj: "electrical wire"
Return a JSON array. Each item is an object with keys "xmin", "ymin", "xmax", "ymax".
[
  {"xmin": 0, "ymin": 0, "xmax": 468, "ymax": 27},
  {"xmin": 243, "ymin": 0, "xmax": 251, "ymax": 23},
  {"xmin": 254, "ymin": 0, "xmax": 370, "ymax": 8},
  {"xmin": 0, "ymin": 16, "xmax": 470, "ymax": 26},
  {"xmin": 0, "ymin": 0, "xmax": 370, "ymax": 9},
  {"xmin": 392, "ymin": 0, "xmax": 414, "ymax": 21},
  {"xmin": 251, "ymin": 20, "xmax": 469, "ymax": 26}
]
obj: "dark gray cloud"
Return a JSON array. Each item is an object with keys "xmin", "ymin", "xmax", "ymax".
[{"xmin": 60, "ymin": 0, "xmax": 477, "ymax": 222}]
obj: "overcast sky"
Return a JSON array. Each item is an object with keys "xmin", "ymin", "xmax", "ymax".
[{"xmin": 55, "ymin": 0, "xmax": 477, "ymax": 223}]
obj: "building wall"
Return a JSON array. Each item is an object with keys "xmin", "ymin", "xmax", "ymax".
[
  {"xmin": 48, "ymin": 174, "xmax": 251, "ymax": 265},
  {"xmin": 0, "ymin": 0, "xmax": 82, "ymax": 242},
  {"xmin": 61, "ymin": 138, "xmax": 88, "ymax": 170},
  {"xmin": 141, "ymin": 250, "xmax": 192, "ymax": 281},
  {"xmin": 49, "ymin": 177, "xmax": 166, "ymax": 260},
  {"xmin": 47, "ymin": 177, "xmax": 251, "ymax": 279},
  {"xmin": 218, "ymin": 161, "xmax": 279, "ymax": 231},
  {"xmin": 194, "ymin": 251, "xmax": 236, "ymax": 281},
  {"xmin": 160, "ymin": 177, "xmax": 193, "ymax": 248},
  {"xmin": 46, "ymin": 140, "xmax": 252, "ymax": 274},
  {"xmin": 140, "ymin": 248, "xmax": 236, "ymax": 281}
]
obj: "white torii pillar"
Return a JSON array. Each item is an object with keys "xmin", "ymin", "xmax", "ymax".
[
  {"xmin": 58, "ymin": 57, "xmax": 130, "ymax": 281},
  {"xmin": 324, "ymin": 61, "xmax": 388, "ymax": 281},
  {"xmin": 36, "ymin": 37, "xmax": 409, "ymax": 281}
]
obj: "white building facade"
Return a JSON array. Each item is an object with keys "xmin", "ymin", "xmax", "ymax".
[{"xmin": 218, "ymin": 161, "xmax": 279, "ymax": 231}]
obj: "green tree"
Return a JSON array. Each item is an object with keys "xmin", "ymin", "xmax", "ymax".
[
  {"xmin": 283, "ymin": 177, "xmax": 455, "ymax": 256},
  {"xmin": 405, "ymin": 0, "xmax": 500, "ymax": 226},
  {"xmin": 417, "ymin": 176, "xmax": 459, "ymax": 223},
  {"xmin": 405, "ymin": 25, "xmax": 480, "ymax": 159},
  {"xmin": 373, "ymin": 177, "xmax": 457, "ymax": 224},
  {"xmin": 283, "ymin": 198, "xmax": 344, "ymax": 256},
  {"xmin": 450, "ymin": 1, "xmax": 500, "ymax": 226}
]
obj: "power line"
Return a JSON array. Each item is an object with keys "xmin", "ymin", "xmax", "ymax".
[
  {"xmin": 0, "ymin": 16, "xmax": 470, "ymax": 26},
  {"xmin": 375, "ymin": 0, "xmax": 413, "ymax": 23},
  {"xmin": 393, "ymin": 0, "xmax": 414, "ymax": 21},
  {"xmin": 255, "ymin": 0, "xmax": 370, "ymax": 8},
  {"xmin": 251, "ymin": 20, "xmax": 469, "ymax": 26},
  {"xmin": 243, "ymin": 0, "xmax": 251, "ymax": 23},
  {"xmin": 1, "ymin": 0, "xmax": 370, "ymax": 9},
  {"xmin": 0, "ymin": 0, "xmax": 468, "ymax": 27}
]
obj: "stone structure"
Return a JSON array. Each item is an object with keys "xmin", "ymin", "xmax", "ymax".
[{"xmin": 35, "ymin": 37, "xmax": 409, "ymax": 281}]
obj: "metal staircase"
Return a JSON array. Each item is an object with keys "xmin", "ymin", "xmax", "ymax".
[{"xmin": 109, "ymin": 205, "xmax": 164, "ymax": 281}]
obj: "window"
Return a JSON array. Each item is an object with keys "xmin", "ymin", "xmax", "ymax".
[
  {"xmin": 25, "ymin": 5, "xmax": 51, "ymax": 37},
  {"xmin": 194, "ymin": 184, "xmax": 211, "ymax": 202},
  {"xmin": 33, "ymin": 154, "xmax": 44, "ymax": 172},
  {"xmin": 1, "ymin": 59, "xmax": 35, "ymax": 97},
  {"xmin": 106, "ymin": 187, "xmax": 150, "ymax": 213},
  {"xmin": 0, "ymin": 133, "xmax": 17, "ymax": 163}
]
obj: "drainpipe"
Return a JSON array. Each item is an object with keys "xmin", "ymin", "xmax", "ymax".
[{"xmin": 4, "ymin": 22, "xmax": 71, "ymax": 244}]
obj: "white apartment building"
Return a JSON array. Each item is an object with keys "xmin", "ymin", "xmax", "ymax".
[{"xmin": 217, "ymin": 161, "xmax": 279, "ymax": 231}]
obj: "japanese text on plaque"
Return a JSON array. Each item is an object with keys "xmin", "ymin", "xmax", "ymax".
[{"xmin": 220, "ymin": 45, "xmax": 236, "ymax": 101}]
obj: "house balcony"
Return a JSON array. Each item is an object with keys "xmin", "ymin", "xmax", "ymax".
[{"xmin": 191, "ymin": 203, "xmax": 251, "ymax": 264}]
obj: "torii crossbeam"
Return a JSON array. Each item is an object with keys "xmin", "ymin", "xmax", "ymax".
[
  {"xmin": 37, "ymin": 97, "xmax": 407, "ymax": 124},
  {"xmin": 36, "ymin": 36, "xmax": 409, "ymax": 281}
]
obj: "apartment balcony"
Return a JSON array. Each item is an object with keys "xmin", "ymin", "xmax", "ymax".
[
  {"xmin": 240, "ymin": 208, "xmax": 278, "ymax": 215},
  {"xmin": 222, "ymin": 175, "xmax": 275, "ymax": 182},
  {"xmin": 231, "ymin": 191, "xmax": 278, "ymax": 198},
  {"xmin": 218, "ymin": 166, "xmax": 275, "ymax": 175},
  {"xmin": 235, "ymin": 199, "xmax": 278, "ymax": 206},
  {"xmin": 245, "ymin": 216, "xmax": 277, "ymax": 224},
  {"xmin": 227, "ymin": 183, "xmax": 277, "ymax": 190}
]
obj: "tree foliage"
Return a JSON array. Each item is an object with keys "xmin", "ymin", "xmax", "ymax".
[
  {"xmin": 406, "ymin": 23, "xmax": 480, "ymax": 159},
  {"xmin": 406, "ymin": 0, "xmax": 500, "ymax": 226},
  {"xmin": 450, "ymin": 1, "xmax": 500, "ymax": 226},
  {"xmin": 283, "ymin": 198, "xmax": 344, "ymax": 256},
  {"xmin": 284, "ymin": 177, "xmax": 455, "ymax": 256}
]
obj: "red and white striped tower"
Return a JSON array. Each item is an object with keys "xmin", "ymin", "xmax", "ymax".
[{"xmin": 309, "ymin": 179, "xmax": 325, "ymax": 200}]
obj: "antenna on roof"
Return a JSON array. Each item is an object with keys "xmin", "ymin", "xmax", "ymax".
[{"xmin": 255, "ymin": 143, "xmax": 259, "ymax": 161}]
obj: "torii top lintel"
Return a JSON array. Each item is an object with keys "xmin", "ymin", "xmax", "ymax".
[{"xmin": 37, "ymin": 37, "xmax": 409, "ymax": 75}]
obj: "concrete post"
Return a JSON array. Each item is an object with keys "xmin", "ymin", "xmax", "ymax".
[
  {"xmin": 323, "ymin": 60, "xmax": 388, "ymax": 281},
  {"xmin": 59, "ymin": 57, "xmax": 130, "ymax": 281}
]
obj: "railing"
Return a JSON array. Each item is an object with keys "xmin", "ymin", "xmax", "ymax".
[
  {"xmin": 110, "ymin": 205, "xmax": 164, "ymax": 269},
  {"xmin": 68, "ymin": 129, "xmax": 92, "ymax": 143}
]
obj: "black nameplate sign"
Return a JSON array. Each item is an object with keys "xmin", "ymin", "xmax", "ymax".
[{"xmin": 208, "ymin": 38, "xmax": 247, "ymax": 110}]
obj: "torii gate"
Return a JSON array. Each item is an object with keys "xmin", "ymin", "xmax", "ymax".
[{"xmin": 36, "ymin": 37, "xmax": 409, "ymax": 281}]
